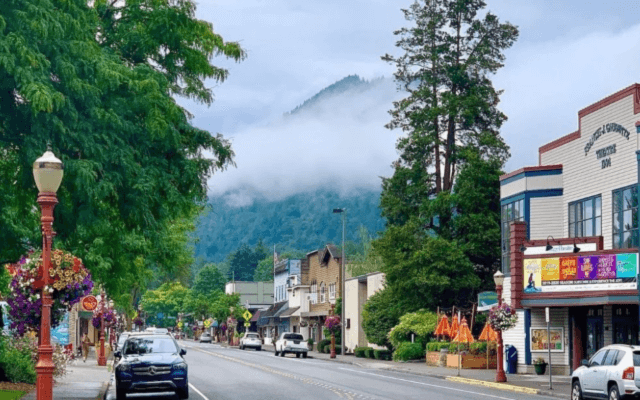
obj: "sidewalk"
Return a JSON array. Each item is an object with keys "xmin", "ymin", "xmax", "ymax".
[
  {"xmin": 23, "ymin": 347, "xmax": 111, "ymax": 400},
  {"xmin": 262, "ymin": 345, "xmax": 570, "ymax": 399}
]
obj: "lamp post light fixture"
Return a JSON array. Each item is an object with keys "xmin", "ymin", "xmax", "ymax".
[
  {"xmin": 97, "ymin": 290, "xmax": 107, "ymax": 366},
  {"xmin": 545, "ymin": 236, "xmax": 556, "ymax": 251},
  {"xmin": 332, "ymin": 208, "xmax": 346, "ymax": 356},
  {"xmin": 493, "ymin": 270, "xmax": 507, "ymax": 383},
  {"xmin": 33, "ymin": 147, "xmax": 64, "ymax": 400}
]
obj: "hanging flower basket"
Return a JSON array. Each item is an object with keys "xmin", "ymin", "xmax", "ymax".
[
  {"xmin": 300, "ymin": 320, "xmax": 309, "ymax": 328},
  {"xmin": 5, "ymin": 250, "xmax": 93, "ymax": 335},
  {"xmin": 324, "ymin": 315, "xmax": 341, "ymax": 335},
  {"xmin": 488, "ymin": 303, "xmax": 518, "ymax": 332}
]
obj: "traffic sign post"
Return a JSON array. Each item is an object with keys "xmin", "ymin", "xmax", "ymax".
[
  {"xmin": 243, "ymin": 310, "xmax": 252, "ymax": 321},
  {"xmin": 244, "ymin": 322, "xmax": 250, "ymax": 328}
]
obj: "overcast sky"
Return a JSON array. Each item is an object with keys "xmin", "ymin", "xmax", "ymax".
[{"xmin": 178, "ymin": 0, "xmax": 640, "ymax": 203}]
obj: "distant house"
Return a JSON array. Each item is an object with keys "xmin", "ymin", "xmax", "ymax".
[
  {"xmin": 344, "ymin": 272, "xmax": 386, "ymax": 352},
  {"xmin": 224, "ymin": 281, "xmax": 274, "ymax": 311}
]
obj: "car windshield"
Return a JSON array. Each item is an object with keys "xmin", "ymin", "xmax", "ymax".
[
  {"xmin": 118, "ymin": 334, "xmax": 129, "ymax": 346},
  {"xmin": 284, "ymin": 333, "xmax": 303, "ymax": 340},
  {"xmin": 124, "ymin": 337, "xmax": 178, "ymax": 355}
]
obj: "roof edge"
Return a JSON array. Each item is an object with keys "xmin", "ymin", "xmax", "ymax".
[{"xmin": 499, "ymin": 165, "xmax": 563, "ymax": 182}]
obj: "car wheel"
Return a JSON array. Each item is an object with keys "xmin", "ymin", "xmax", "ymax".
[
  {"xmin": 302, "ymin": 352, "xmax": 308, "ymax": 359},
  {"xmin": 296, "ymin": 353, "xmax": 301, "ymax": 358},
  {"xmin": 571, "ymin": 381, "xmax": 582, "ymax": 400},
  {"xmin": 609, "ymin": 384, "xmax": 620, "ymax": 400},
  {"xmin": 274, "ymin": 348, "xmax": 279, "ymax": 356},
  {"xmin": 116, "ymin": 386, "xmax": 127, "ymax": 400},
  {"xmin": 177, "ymin": 387, "xmax": 189, "ymax": 399},
  {"xmin": 257, "ymin": 347, "xmax": 262, "ymax": 351},
  {"xmin": 280, "ymin": 350, "xmax": 285, "ymax": 357}
]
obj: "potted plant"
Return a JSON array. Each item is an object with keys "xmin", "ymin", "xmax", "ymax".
[
  {"xmin": 534, "ymin": 357, "xmax": 547, "ymax": 375},
  {"xmin": 307, "ymin": 338, "xmax": 314, "ymax": 351}
]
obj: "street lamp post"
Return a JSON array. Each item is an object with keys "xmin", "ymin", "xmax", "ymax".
[
  {"xmin": 97, "ymin": 291, "xmax": 107, "ymax": 366},
  {"xmin": 33, "ymin": 147, "xmax": 64, "ymax": 400},
  {"xmin": 494, "ymin": 270, "xmax": 507, "ymax": 383},
  {"xmin": 332, "ymin": 208, "xmax": 346, "ymax": 356}
]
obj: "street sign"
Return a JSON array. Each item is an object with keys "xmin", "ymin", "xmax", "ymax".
[
  {"xmin": 243, "ymin": 310, "xmax": 252, "ymax": 321},
  {"xmin": 204, "ymin": 319, "xmax": 211, "ymax": 328},
  {"xmin": 244, "ymin": 322, "xmax": 250, "ymax": 327},
  {"xmin": 177, "ymin": 321, "xmax": 183, "ymax": 329},
  {"xmin": 81, "ymin": 296, "xmax": 98, "ymax": 311},
  {"xmin": 157, "ymin": 312, "xmax": 164, "ymax": 320}
]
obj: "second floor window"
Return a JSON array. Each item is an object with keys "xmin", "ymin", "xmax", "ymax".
[
  {"xmin": 613, "ymin": 185, "xmax": 638, "ymax": 249},
  {"xmin": 329, "ymin": 283, "xmax": 336, "ymax": 300},
  {"xmin": 501, "ymin": 198, "xmax": 524, "ymax": 276},
  {"xmin": 320, "ymin": 283, "xmax": 326, "ymax": 303},
  {"xmin": 569, "ymin": 196, "xmax": 601, "ymax": 238},
  {"xmin": 310, "ymin": 281, "xmax": 317, "ymax": 304}
]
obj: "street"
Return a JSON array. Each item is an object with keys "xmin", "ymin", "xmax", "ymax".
[{"xmin": 107, "ymin": 342, "xmax": 560, "ymax": 400}]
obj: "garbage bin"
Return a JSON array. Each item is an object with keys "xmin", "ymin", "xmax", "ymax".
[{"xmin": 505, "ymin": 345, "xmax": 517, "ymax": 374}]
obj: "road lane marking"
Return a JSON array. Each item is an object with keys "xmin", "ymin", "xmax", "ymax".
[
  {"xmin": 337, "ymin": 368, "xmax": 520, "ymax": 400},
  {"xmin": 189, "ymin": 383, "xmax": 210, "ymax": 400}
]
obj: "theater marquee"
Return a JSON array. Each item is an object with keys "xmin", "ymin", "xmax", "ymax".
[{"xmin": 523, "ymin": 253, "xmax": 638, "ymax": 293}]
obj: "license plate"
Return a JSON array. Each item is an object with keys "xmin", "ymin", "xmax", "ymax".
[{"xmin": 294, "ymin": 341, "xmax": 300, "ymax": 344}]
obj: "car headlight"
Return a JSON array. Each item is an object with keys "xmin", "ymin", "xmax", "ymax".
[
  {"xmin": 117, "ymin": 363, "xmax": 131, "ymax": 373},
  {"xmin": 173, "ymin": 362, "xmax": 187, "ymax": 371}
]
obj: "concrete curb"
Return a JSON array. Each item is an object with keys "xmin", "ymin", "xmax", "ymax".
[{"xmin": 446, "ymin": 376, "xmax": 539, "ymax": 394}]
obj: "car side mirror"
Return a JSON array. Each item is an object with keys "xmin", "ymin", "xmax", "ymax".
[
  {"xmin": 180, "ymin": 348, "xmax": 187, "ymax": 356},
  {"xmin": 581, "ymin": 359, "xmax": 589, "ymax": 367},
  {"xmin": 114, "ymin": 351, "xmax": 121, "ymax": 358}
]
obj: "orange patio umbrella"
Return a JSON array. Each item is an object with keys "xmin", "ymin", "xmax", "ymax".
[
  {"xmin": 434, "ymin": 315, "xmax": 451, "ymax": 338},
  {"xmin": 452, "ymin": 317, "xmax": 475, "ymax": 343},
  {"xmin": 449, "ymin": 315, "xmax": 460, "ymax": 339},
  {"xmin": 478, "ymin": 322, "xmax": 498, "ymax": 342}
]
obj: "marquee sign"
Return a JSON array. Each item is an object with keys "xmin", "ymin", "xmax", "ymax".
[{"xmin": 523, "ymin": 253, "xmax": 638, "ymax": 293}]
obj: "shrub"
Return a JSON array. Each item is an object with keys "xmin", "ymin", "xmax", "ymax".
[
  {"xmin": 323, "ymin": 345, "xmax": 331, "ymax": 354},
  {"xmin": 317, "ymin": 339, "xmax": 331, "ymax": 353},
  {"xmin": 307, "ymin": 338, "xmax": 314, "ymax": 346},
  {"xmin": 469, "ymin": 342, "xmax": 487, "ymax": 356},
  {"xmin": 393, "ymin": 342, "xmax": 425, "ymax": 361},
  {"xmin": 365, "ymin": 348, "xmax": 375, "ymax": 359},
  {"xmin": 388, "ymin": 310, "xmax": 438, "ymax": 349},
  {"xmin": 0, "ymin": 335, "xmax": 37, "ymax": 384},
  {"xmin": 355, "ymin": 347, "xmax": 371, "ymax": 358},
  {"xmin": 426, "ymin": 342, "xmax": 450, "ymax": 352},
  {"xmin": 374, "ymin": 349, "xmax": 392, "ymax": 361},
  {"xmin": 361, "ymin": 288, "xmax": 403, "ymax": 350}
]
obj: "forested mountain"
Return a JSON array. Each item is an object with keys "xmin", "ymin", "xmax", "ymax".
[{"xmin": 194, "ymin": 189, "xmax": 385, "ymax": 262}]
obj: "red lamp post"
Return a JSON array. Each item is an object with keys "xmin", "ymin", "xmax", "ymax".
[
  {"xmin": 33, "ymin": 148, "xmax": 64, "ymax": 400},
  {"xmin": 97, "ymin": 291, "xmax": 107, "ymax": 366},
  {"xmin": 494, "ymin": 270, "xmax": 507, "ymax": 383}
]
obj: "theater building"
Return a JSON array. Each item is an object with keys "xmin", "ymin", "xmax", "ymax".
[{"xmin": 500, "ymin": 84, "xmax": 640, "ymax": 374}]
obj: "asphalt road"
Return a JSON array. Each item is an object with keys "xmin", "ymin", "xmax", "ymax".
[{"xmin": 107, "ymin": 342, "xmax": 559, "ymax": 400}]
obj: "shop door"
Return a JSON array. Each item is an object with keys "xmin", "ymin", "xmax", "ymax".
[
  {"xmin": 586, "ymin": 317, "xmax": 603, "ymax": 361},
  {"xmin": 613, "ymin": 305, "xmax": 638, "ymax": 345}
]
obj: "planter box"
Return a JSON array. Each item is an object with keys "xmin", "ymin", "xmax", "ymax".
[
  {"xmin": 426, "ymin": 351, "xmax": 440, "ymax": 366},
  {"xmin": 447, "ymin": 354, "xmax": 497, "ymax": 369}
]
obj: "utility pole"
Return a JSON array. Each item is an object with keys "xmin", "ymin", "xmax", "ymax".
[{"xmin": 333, "ymin": 208, "xmax": 346, "ymax": 356}]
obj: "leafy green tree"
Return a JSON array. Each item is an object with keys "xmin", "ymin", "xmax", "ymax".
[
  {"xmin": 227, "ymin": 243, "xmax": 268, "ymax": 281},
  {"xmin": 253, "ymin": 256, "xmax": 274, "ymax": 282},
  {"xmin": 210, "ymin": 293, "xmax": 245, "ymax": 326},
  {"xmin": 388, "ymin": 310, "xmax": 438, "ymax": 348},
  {"xmin": 0, "ymin": 0, "xmax": 244, "ymax": 311},
  {"xmin": 192, "ymin": 264, "xmax": 227, "ymax": 296},
  {"xmin": 361, "ymin": 288, "xmax": 405, "ymax": 350},
  {"xmin": 140, "ymin": 282, "xmax": 190, "ymax": 320}
]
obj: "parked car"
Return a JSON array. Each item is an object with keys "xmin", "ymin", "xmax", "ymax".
[
  {"xmin": 240, "ymin": 332, "xmax": 262, "ymax": 351},
  {"xmin": 114, "ymin": 333, "xmax": 188, "ymax": 400},
  {"xmin": 274, "ymin": 332, "xmax": 307, "ymax": 358},
  {"xmin": 199, "ymin": 332, "xmax": 212, "ymax": 343},
  {"xmin": 571, "ymin": 344, "xmax": 640, "ymax": 400}
]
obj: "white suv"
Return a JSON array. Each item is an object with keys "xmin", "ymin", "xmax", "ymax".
[
  {"xmin": 571, "ymin": 344, "xmax": 640, "ymax": 400},
  {"xmin": 274, "ymin": 333, "xmax": 307, "ymax": 358}
]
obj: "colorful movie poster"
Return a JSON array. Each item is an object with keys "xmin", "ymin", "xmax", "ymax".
[
  {"xmin": 616, "ymin": 253, "xmax": 637, "ymax": 278},
  {"xmin": 524, "ymin": 259, "xmax": 542, "ymax": 293},
  {"xmin": 559, "ymin": 257, "xmax": 578, "ymax": 280},
  {"xmin": 541, "ymin": 258, "xmax": 560, "ymax": 281},
  {"xmin": 596, "ymin": 255, "xmax": 616, "ymax": 279},
  {"xmin": 531, "ymin": 327, "xmax": 564, "ymax": 352},
  {"xmin": 578, "ymin": 256, "xmax": 598, "ymax": 280}
]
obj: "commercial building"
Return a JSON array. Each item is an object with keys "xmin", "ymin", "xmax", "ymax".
[{"xmin": 500, "ymin": 84, "xmax": 640, "ymax": 374}]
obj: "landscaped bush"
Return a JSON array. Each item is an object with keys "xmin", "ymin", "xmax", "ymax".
[
  {"xmin": 364, "ymin": 348, "xmax": 375, "ymax": 359},
  {"xmin": 426, "ymin": 342, "xmax": 450, "ymax": 352},
  {"xmin": 374, "ymin": 349, "xmax": 392, "ymax": 361},
  {"xmin": 323, "ymin": 345, "xmax": 331, "ymax": 354},
  {"xmin": 355, "ymin": 347, "xmax": 371, "ymax": 358},
  {"xmin": 393, "ymin": 342, "xmax": 425, "ymax": 361},
  {"xmin": 317, "ymin": 339, "xmax": 331, "ymax": 353},
  {"xmin": 388, "ymin": 310, "xmax": 438, "ymax": 349},
  {"xmin": 0, "ymin": 335, "xmax": 36, "ymax": 384}
]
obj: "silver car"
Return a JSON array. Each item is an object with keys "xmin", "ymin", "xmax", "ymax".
[
  {"xmin": 571, "ymin": 344, "xmax": 640, "ymax": 400},
  {"xmin": 240, "ymin": 332, "xmax": 262, "ymax": 351}
]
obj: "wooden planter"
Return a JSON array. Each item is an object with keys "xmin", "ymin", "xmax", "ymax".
[
  {"xmin": 426, "ymin": 351, "xmax": 440, "ymax": 366},
  {"xmin": 446, "ymin": 354, "xmax": 497, "ymax": 369}
]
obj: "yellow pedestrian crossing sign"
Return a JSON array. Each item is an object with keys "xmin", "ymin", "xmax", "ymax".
[
  {"xmin": 243, "ymin": 310, "xmax": 252, "ymax": 321},
  {"xmin": 178, "ymin": 321, "xmax": 183, "ymax": 329},
  {"xmin": 204, "ymin": 319, "xmax": 211, "ymax": 328}
]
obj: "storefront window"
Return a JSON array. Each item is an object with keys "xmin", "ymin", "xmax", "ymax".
[
  {"xmin": 612, "ymin": 185, "xmax": 638, "ymax": 249},
  {"xmin": 501, "ymin": 199, "xmax": 524, "ymax": 276},
  {"xmin": 569, "ymin": 196, "xmax": 601, "ymax": 238}
]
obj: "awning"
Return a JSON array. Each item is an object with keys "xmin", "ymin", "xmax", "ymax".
[
  {"xmin": 279, "ymin": 307, "xmax": 300, "ymax": 318},
  {"xmin": 273, "ymin": 303, "xmax": 290, "ymax": 318},
  {"xmin": 257, "ymin": 301, "xmax": 288, "ymax": 327},
  {"xmin": 251, "ymin": 310, "xmax": 261, "ymax": 322},
  {"xmin": 300, "ymin": 310, "xmax": 329, "ymax": 317}
]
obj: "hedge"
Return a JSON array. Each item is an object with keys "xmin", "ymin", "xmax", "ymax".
[
  {"xmin": 355, "ymin": 347, "xmax": 371, "ymax": 358},
  {"xmin": 374, "ymin": 349, "xmax": 392, "ymax": 361},
  {"xmin": 426, "ymin": 342, "xmax": 451, "ymax": 352},
  {"xmin": 317, "ymin": 339, "xmax": 331, "ymax": 353},
  {"xmin": 364, "ymin": 348, "xmax": 375, "ymax": 359},
  {"xmin": 393, "ymin": 342, "xmax": 425, "ymax": 361}
]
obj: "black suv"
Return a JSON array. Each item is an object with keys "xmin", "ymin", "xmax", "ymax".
[{"xmin": 114, "ymin": 333, "xmax": 189, "ymax": 399}]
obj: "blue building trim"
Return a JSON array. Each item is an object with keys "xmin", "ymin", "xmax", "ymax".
[
  {"xmin": 521, "ymin": 295, "xmax": 639, "ymax": 307},
  {"xmin": 501, "ymin": 189, "xmax": 563, "ymax": 239},
  {"xmin": 500, "ymin": 169, "xmax": 563, "ymax": 186},
  {"xmin": 524, "ymin": 309, "xmax": 531, "ymax": 365}
]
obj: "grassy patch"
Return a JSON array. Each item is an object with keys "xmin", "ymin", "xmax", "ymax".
[{"xmin": 0, "ymin": 390, "xmax": 26, "ymax": 400}]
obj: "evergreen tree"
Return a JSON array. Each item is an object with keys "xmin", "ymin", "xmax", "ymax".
[{"xmin": 192, "ymin": 264, "xmax": 227, "ymax": 296}]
